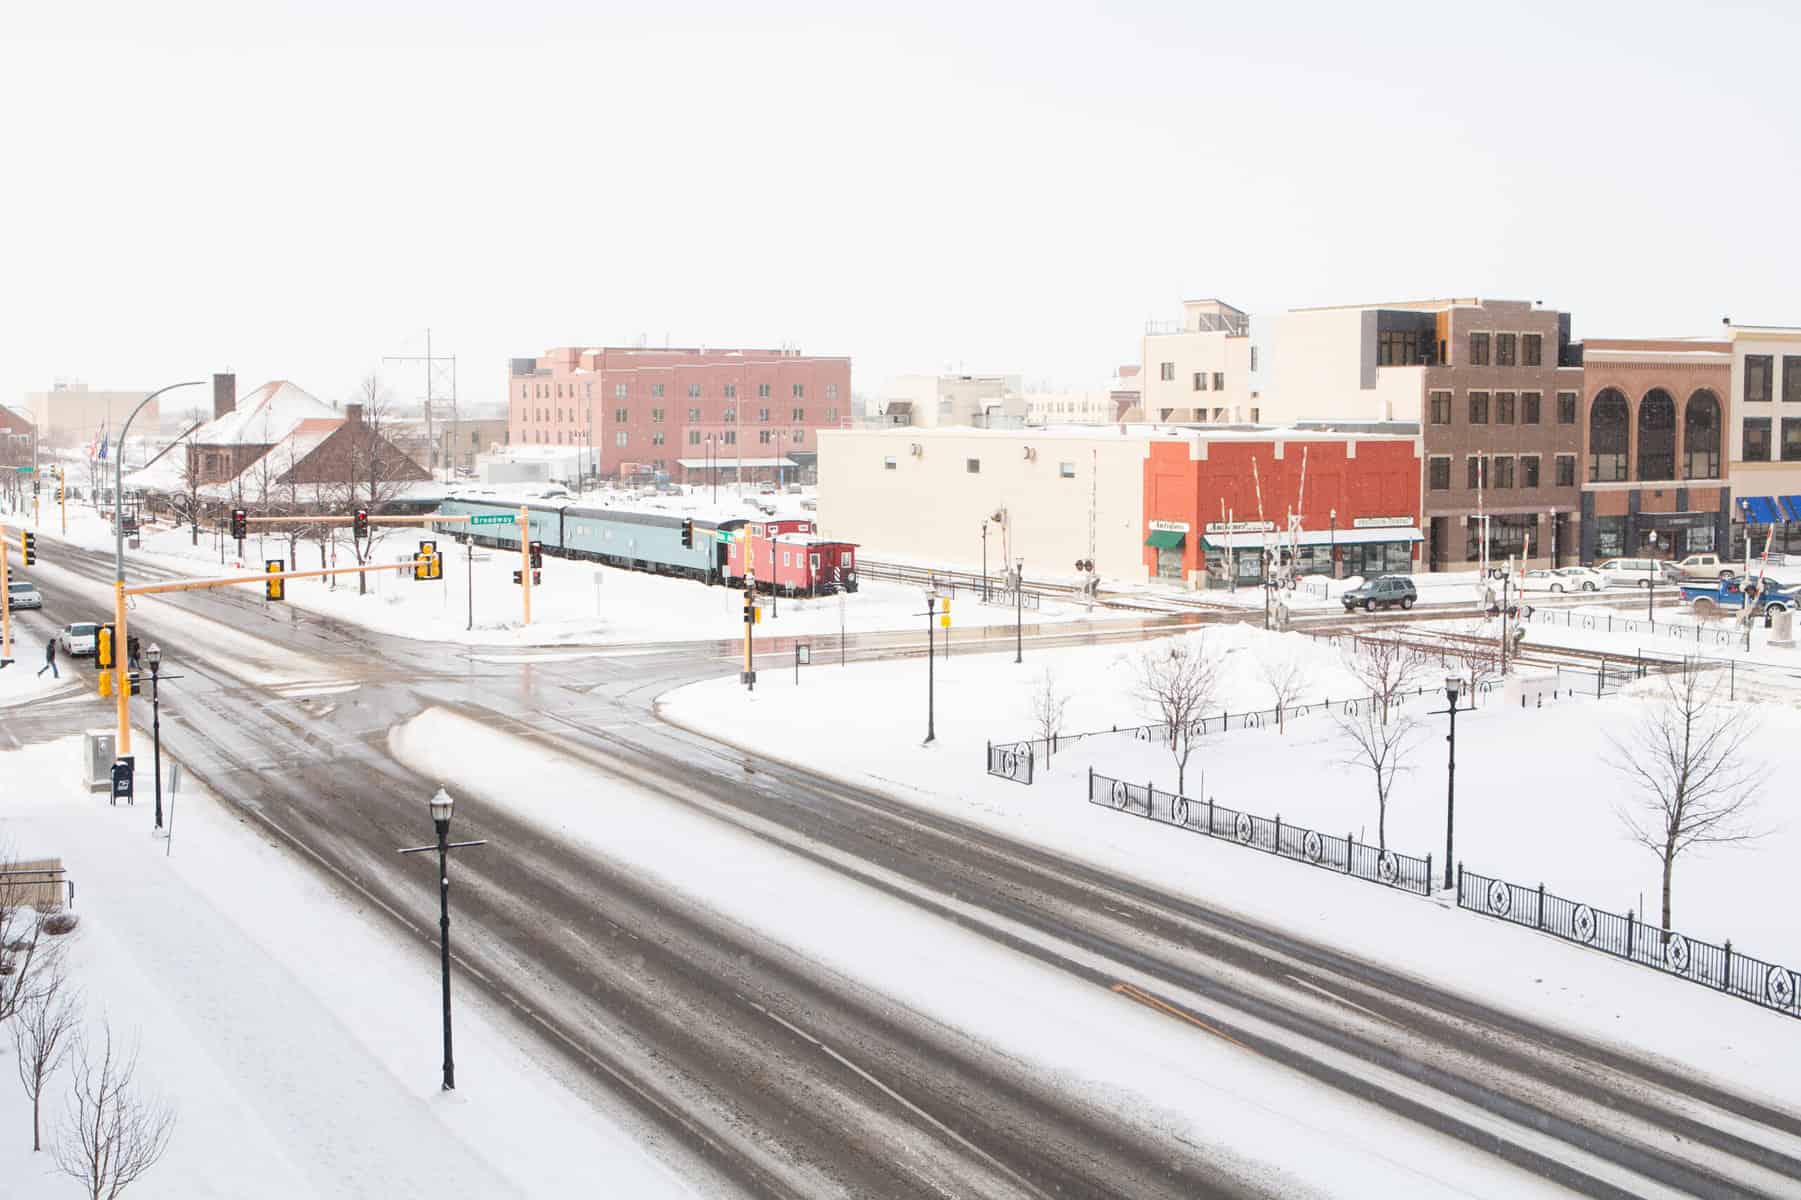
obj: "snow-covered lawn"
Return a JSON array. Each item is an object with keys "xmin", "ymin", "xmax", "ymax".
[
  {"xmin": 35, "ymin": 507, "xmax": 1100, "ymax": 647},
  {"xmin": 0, "ymin": 738, "xmax": 691, "ymax": 1198},
  {"xmin": 659, "ymin": 624, "xmax": 1801, "ymax": 1110}
]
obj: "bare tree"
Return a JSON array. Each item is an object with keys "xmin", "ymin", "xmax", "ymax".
[
  {"xmin": 1341, "ymin": 635, "xmax": 1428, "ymax": 724},
  {"xmin": 13, "ymin": 962, "xmax": 79, "ymax": 1151},
  {"xmin": 341, "ymin": 374, "xmax": 409, "ymax": 595},
  {"xmin": 1029, "ymin": 668, "xmax": 1069, "ymax": 763},
  {"xmin": 1334, "ymin": 701, "xmax": 1420, "ymax": 849},
  {"xmin": 1133, "ymin": 637, "xmax": 1218, "ymax": 794},
  {"xmin": 171, "ymin": 428, "xmax": 206, "ymax": 546},
  {"xmin": 55, "ymin": 1023, "xmax": 175, "ymax": 1200},
  {"xmin": 1258, "ymin": 645, "xmax": 1310, "ymax": 733},
  {"xmin": 1452, "ymin": 633, "xmax": 1502, "ymax": 702},
  {"xmin": 1607, "ymin": 660, "xmax": 1765, "ymax": 935}
]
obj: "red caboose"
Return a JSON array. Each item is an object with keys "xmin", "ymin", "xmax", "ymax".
[{"xmin": 725, "ymin": 519, "xmax": 859, "ymax": 595}]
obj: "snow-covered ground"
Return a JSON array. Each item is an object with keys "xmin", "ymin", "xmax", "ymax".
[
  {"xmin": 0, "ymin": 738, "xmax": 693, "ymax": 1199},
  {"xmin": 32, "ymin": 507, "xmax": 1101, "ymax": 647},
  {"xmin": 659, "ymin": 624, "xmax": 1801, "ymax": 1112}
]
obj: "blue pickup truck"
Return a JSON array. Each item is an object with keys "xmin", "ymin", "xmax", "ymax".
[{"xmin": 1678, "ymin": 576, "xmax": 1797, "ymax": 615}]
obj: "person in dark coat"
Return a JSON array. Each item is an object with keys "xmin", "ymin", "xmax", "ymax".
[{"xmin": 37, "ymin": 637, "xmax": 58, "ymax": 679}]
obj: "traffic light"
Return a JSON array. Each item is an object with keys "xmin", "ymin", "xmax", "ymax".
[
  {"xmin": 127, "ymin": 671, "xmax": 141, "ymax": 697},
  {"xmin": 742, "ymin": 596, "xmax": 759, "ymax": 625},
  {"xmin": 21, "ymin": 531, "xmax": 35, "ymax": 566},
  {"xmin": 532, "ymin": 569, "xmax": 541, "ymax": 585},
  {"xmin": 265, "ymin": 559, "xmax": 285, "ymax": 601},
  {"xmin": 96, "ymin": 624, "xmax": 116, "ymax": 670},
  {"xmin": 512, "ymin": 569, "xmax": 523, "ymax": 585},
  {"xmin": 353, "ymin": 510, "xmax": 370, "ymax": 540},
  {"xmin": 415, "ymin": 540, "xmax": 441, "ymax": 581},
  {"xmin": 680, "ymin": 518, "xmax": 694, "ymax": 549},
  {"xmin": 529, "ymin": 540, "xmax": 544, "ymax": 569},
  {"xmin": 231, "ymin": 508, "xmax": 247, "ymax": 540}
]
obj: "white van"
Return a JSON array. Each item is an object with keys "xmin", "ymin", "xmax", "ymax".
[{"xmin": 1594, "ymin": 558, "xmax": 1663, "ymax": 589}]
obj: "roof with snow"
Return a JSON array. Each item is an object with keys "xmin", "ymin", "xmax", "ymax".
[{"xmin": 195, "ymin": 381, "xmax": 336, "ymax": 447}]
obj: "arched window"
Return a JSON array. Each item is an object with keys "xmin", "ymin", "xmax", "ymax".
[
  {"xmin": 1637, "ymin": 389, "xmax": 1675, "ymax": 481},
  {"xmin": 1589, "ymin": 388, "xmax": 1629, "ymax": 482},
  {"xmin": 1684, "ymin": 390, "xmax": 1721, "ymax": 480}
]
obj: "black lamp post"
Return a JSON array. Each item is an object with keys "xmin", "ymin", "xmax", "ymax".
[
  {"xmin": 924, "ymin": 590, "xmax": 938, "ymax": 743},
  {"xmin": 1014, "ymin": 558, "xmax": 1024, "ymax": 664},
  {"xmin": 1645, "ymin": 528, "xmax": 1658, "ymax": 624},
  {"xmin": 1329, "ymin": 508, "xmax": 1338, "ymax": 579},
  {"xmin": 147, "ymin": 643, "xmax": 164, "ymax": 831},
  {"xmin": 397, "ymin": 787, "xmax": 487, "ymax": 1091},
  {"xmin": 1436, "ymin": 673, "xmax": 1465, "ymax": 891},
  {"xmin": 981, "ymin": 520, "xmax": 989, "ymax": 603}
]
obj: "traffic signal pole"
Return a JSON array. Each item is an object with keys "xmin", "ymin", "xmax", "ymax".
[
  {"xmin": 1, "ymin": 526, "xmax": 12, "ymax": 664},
  {"xmin": 114, "ymin": 581, "xmax": 130, "ymax": 753},
  {"xmin": 519, "ymin": 507, "xmax": 532, "ymax": 626}
]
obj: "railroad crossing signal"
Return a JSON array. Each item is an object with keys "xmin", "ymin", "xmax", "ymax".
[
  {"xmin": 265, "ymin": 559, "xmax": 286, "ymax": 601},
  {"xmin": 231, "ymin": 508, "xmax": 247, "ymax": 540},
  {"xmin": 353, "ymin": 510, "xmax": 370, "ymax": 541},
  {"xmin": 680, "ymin": 518, "xmax": 694, "ymax": 549},
  {"xmin": 20, "ymin": 531, "xmax": 35, "ymax": 566}
]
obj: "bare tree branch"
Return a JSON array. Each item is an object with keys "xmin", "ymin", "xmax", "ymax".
[
  {"xmin": 54, "ymin": 1021, "xmax": 176, "ymax": 1200},
  {"xmin": 1334, "ymin": 702, "xmax": 1420, "ymax": 850},
  {"xmin": 1133, "ymin": 637, "xmax": 1218, "ymax": 794},
  {"xmin": 13, "ymin": 959, "xmax": 79, "ymax": 1152},
  {"xmin": 1029, "ymin": 668, "xmax": 1070, "ymax": 764},
  {"xmin": 1340, "ymin": 635, "xmax": 1428, "ymax": 725},
  {"xmin": 1257, "ymin": 645, "xmax": 1310, "ymax": 734}
]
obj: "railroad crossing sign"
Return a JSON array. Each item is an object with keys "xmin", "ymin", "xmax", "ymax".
[{"xmin": 469, "ymin": 513, "xmax": 515, "ymax": 526}]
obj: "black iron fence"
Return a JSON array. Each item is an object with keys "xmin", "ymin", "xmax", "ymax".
[
  {"xmin": 1088, "ymin": 770, "xmax": 1433, "ymax": 895},
  {"xmin": 1458, "ymin": 867, "xmax": 1798, "ymax": 1019},
  {"xmin": 985, "ymin": 740, "xmax": 1034, "ymax": 784},
  {"xmin": 1524, "ymin": 605, "xmax": 1754, "ymax": 650}
]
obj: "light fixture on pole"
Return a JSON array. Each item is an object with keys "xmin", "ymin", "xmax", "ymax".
[
  {"xmin": 1646, "ymin": 528, "xmax": 1658, "ymax": 623},
  {"xmin": 923, "ymin": 591, "xmax": 939, "ymax": 743},
  {"xmin": 1434, "ymin": 673, "xmax": 1466, "ymax": 892},
  {"xmin": 147, "ymin": 643, "xmax": 165, "ymax": 831},
  {"xmin": 1329, "ymin": 508, "xmax": 1338, "ymax": 579},
  {"xmin": 397, "ymin": 786, "xmax": 488, "ymax": 1091},
  {"xmin": 1014, "ymin": 558, "xmax": 1024, "ymax": 664}
]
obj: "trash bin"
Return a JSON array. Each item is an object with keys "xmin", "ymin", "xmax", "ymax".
[
  {"xmin": 1772, "ymin": 609, "xmax": 1795, "ymax": 647},
  {"xmin": 83, "ymin": 730, "xmax": 116, "ymax": 791}
]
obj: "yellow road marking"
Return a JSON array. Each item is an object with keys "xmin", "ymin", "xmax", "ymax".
[{"xmin": 1111, "ymin": 982, "xmax": 1254, "ymax": 1052}]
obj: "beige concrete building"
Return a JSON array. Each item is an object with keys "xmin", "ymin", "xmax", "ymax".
[
  {"xmin": 1724, "ymin": 323, "xmax": 1801, "ymax": 555},
  {"xmin": 25, "ymin": 382, "xmax": 155, "ymax": 447},
  {"xmin": 1137, "ymin": 300, "xmax": 1256, "ymax": 423},
  {"xmin": 1023, "ymin": 389, "xmax": 1116, "ymax": 425},
  {"xmin": 878, "ymin": 374, "xmax": 1025, "ymax": 428}
]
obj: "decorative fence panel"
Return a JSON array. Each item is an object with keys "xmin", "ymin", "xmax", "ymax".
[
  {"xmin": 985, "ymin": 740, "xmax": 1034, "ymax": 785},
  {"xmin": 1088, "ymin": 770, "xmax": 1432, "ymax": 895},
  {"xmin": 1458, "ymin": 868, "xmax": 1799, "ymax": 1019}
]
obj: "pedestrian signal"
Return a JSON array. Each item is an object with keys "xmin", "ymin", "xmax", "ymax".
[
  {"xmin": 21, "ymin": 531, "xmax": 35, "ymax": 566},
  {"xmin": 266, "ymin": 559, "xmax": 285, "ymax": 601},
  {"xmin": 529, "ymin": 541, "xmax": 544, "ymax": 569},
  {"xmin": 231, "ymin": 508, "xmax": 247, "ymax": 540},
  {"xmin": 353, "ymin": 510, "xmax": 370, "ymax": 540}
]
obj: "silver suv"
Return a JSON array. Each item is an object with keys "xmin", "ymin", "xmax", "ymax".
[{"xmin": 1341, "ymin": 575, "xmax": 1418, "ymax": 612}]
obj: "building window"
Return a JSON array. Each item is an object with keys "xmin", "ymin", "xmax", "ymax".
[
  {"xmin": 1159, "ymin": 362, "xmax": 1175, "ymax": 382},
  {"xmin": 688, "ymin": 407, "xmax": 701, "ymax": 421},
  {"xmin": 1429, "ymin": 391, "xmax": 1451, "ymax": 424},
  {"xmin": 884, "ymin": 456, "xmax": 896, "ymax": 470},
  {"xmin": 1249, "ymin": 346, "xmax": 1259, "ymax": 372},
  {"xmin": 652, "ymin": 383, "xmax": 665, "ymax": 398},
  {"xmin": 723, "ymin": 431, "xmax": 736, "ymax": 445},
  {"xmin": 1493, "ymin": 456, "xmax": 1515, "ymax": 489},
  {"xmin": 1593, "ymin": 515, "xmax": 1627, "ymax": 560},
  {"xmin": 966, "ymin": 458, "xmax": 981, "ymax": 473},
  {"xmin": 614, "ymin": 383, "xmax": 628, "ymax": 399},
  {"xmin": 1555, "ymin": 454, "xmax": 1575, "ymax": 487},
  {"xmin": 1637, "ymin": 388, "xmax": 1676, "ymax": 480},
  {"xmin": 1428, "ymin": 456, "xmax": 1451, "ymax": 490},
  {"xmin": 613, "ymin": 407, "xmax": 628, "ymax": 423},
  {"xmin": 1522, "ymin": 455, "xmax": 1540, "ymax": 488},
  {"xmin": 758, "ymin": 383, "xmax": 771, "ymax": 398},
  {"xmin": 723, "ymin": 407, "xmax": 736, "ymax": 423},
  {"xmin": 1468, "ymin": 332, "xmax": 1491, "ymax": 366},
  {"xmin": 1557, "ymin": 392, "xmax": 1577, "ymax": 424},
  {"xmin": 689, "ymin": 384, "xmax": 702, "ymax": 398},
  {"xmin": 758, "ymin": 429, "xmax": 772, "ymax": 445},
  {"xmin": 1784, "ymin": 418, "xmax": 1801, "ymax": 462},
  {"xmin": 1467, "ymin": 513, "xmax": 1536, "ymax": 562},
  {"xmin": 651, "ymin": 408, "xmax": 664, "ymax": 422},
  {"xmin": 724, "ymin": 384, "xmax": 738, "ymax": 399},
  {"xmin": 826, "ymin": 383, "xmax": 838, "ymax": 401},
  {"xmin": 1496, "ymin": 392, "xmax": 1516, "ymax": 424},
  {"xmin": 758, "ymin": 408, "xmax": 770, "ymax": 422},
  {"xmin": 792, "ymin": 384, "xmax": 804, "ymax": 399},
  {"xmin": 1522, "ymin": 334, "xmax": 1543, "ymax": 366},
  {"xmin": 1744, "ymin": 418, "xmax": 1771, "ymax": 461},
  {"xmin": 687, "ymin": 430, "xmax": 701, "ymax": 446},
  {"xmin": 1522, "ymin": 392, "xmax": 1541, "ymax": 424},
  {"xmin": 1468, "ymin": 392, "xmax": 1489, "ymax": 424},
  {"xmin": 826, "ymin": 407, "xmax": 838, "ymax": 423},
  {"xmin": 1589, "ymin": 387, "xmax": 1629, "ymax": 481},
  {"xmin": 1212, "ymin": 372, "xmax": 1224, "ymax": 390},
  {"xmin": 1685, "ymin": 390, "xmax": 1721, "ymax": 479},
  {"xmin": 614, "ymin": 431, "xmax": 628, "ymax": 447},
  {"xmin": 652, "ymin": 431, "xmax": 665, "ymax": 446},
  {"xmin": 1059, "ymin": 461, "xmax": 1076, "ymax": 478},
  {"xmin": 791, "ymin": 429, "xmax": 804, "ymax": 443},
  {"xmin": 791, "ymin": 407, "xmax": 804, "ymax": 421},
  {"xmin": 1377, "ymin": 329, "xmax": 1421, "ymax": 366},
  {"xmin": 555, "ymin": 384, "xmax": 563, "ymax": 399},
  {"xmin": 1193, "ymin": 372, "xmax": 1207, "ymax": 391},
  {"xmin": 1746, "ymin": 355, "xmax": 1773, "ymax": 403},
  {"xmin": 1785, "ymin": 356, "xmax": 1801, "ymax": 405},
  {"xmin": 1496, "ymin": 333, "xmax": 1517, "ymax": 367},
  {"xmin": 1467, "ymin": 455, "xmax": 1487, "ymax": 490}
]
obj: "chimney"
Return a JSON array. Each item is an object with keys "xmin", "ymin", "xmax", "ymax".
[
  {"xmin": 345, "ymin": 403, "xmax": 364, "ymax": 427},
  {"xmin": 213, "ymin": 373, "xmax": 236, "ymax": 419}
]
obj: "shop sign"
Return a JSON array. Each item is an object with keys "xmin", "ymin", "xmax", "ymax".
[
  {"xmin": 1352, "ymin": 516, "xmax": 1413, "ymax": 529},
  {"xmin": 1202, "ymin": 520, "xmax": 1274, "ymax": 534},
  {"xmin": 1149, "ymin": 519, "xmax": 1191, "ymax": 533}
]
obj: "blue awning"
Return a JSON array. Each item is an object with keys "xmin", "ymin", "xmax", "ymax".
[
  {"xmin": 1740, "ymin": 496, "xmax": 1782, "ymax": 525},
  {"xmin": 1781, "ymin": 495, "xmax": 1801, "ymax": 522}
]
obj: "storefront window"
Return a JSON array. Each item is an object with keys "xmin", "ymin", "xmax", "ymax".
[{"xmin": 1594, "ymin": 516, "xmax": 1627, "ymax": 560}]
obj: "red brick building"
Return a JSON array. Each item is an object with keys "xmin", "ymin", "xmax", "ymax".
[
  {"xmin": 1142, "ymin": 432, "xmax": 1422, "ymax": 586},
  {"xmin": 508, "ymin": 346, "xmax": 852, "ymax": 482}
]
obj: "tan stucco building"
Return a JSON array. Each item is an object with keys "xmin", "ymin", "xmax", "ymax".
[{"xmin": 25, "ymin": 382, "xmax": 155, "ymax": 447}]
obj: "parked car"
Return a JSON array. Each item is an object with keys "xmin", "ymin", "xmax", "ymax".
[
  {"xmin": 1595, "ymin": 557, "xmax": 1664, "ymax": 589},
  {"xmin": 1680, "ymin": 576, "xmax": 1796, "ymax": 616},
  {"xmin": 1532, "ymin": 566, "xmax": 1602, "ymax": 592},
  {"xmin": 1341, "ymin": 575, "xmax": 1417, "ymax": 612},
  {"xmin": 1669, "ymin": 552, "xmax": 1735, "ymax": 581},
  {"xmin": 6, "ymin": 580, "xmax": 42, "ymax": 610},
  {"xmin": 60, "ymin": 622, "xmax": 99, "ymax": 657},
  {"xmin": 1520, "ymin": 569, "xmax": 1568, "ymax": 593}
]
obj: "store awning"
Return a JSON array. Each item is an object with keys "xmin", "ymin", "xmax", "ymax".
[
  {"xmin": 1740, "ymin": 496, "xmax": 1783, "ymax": 525},
  {"xmin": 1201, "ymin": 526, "xmax": 1423, "ymax": 551},
  {"xmin": 1781, "ymin": 496, "xmax": 1801, "ymax": 522},
  {"xmin": 1145, "ymin": 529, "xmax": 1186, "ymax": 549}
]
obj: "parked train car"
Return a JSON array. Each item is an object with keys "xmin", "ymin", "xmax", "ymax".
[
  {"xmin": 432, "ymin": 493, "xmax": 747, "ymax": 584},
  {"xmin": 723, "ymin": 518, "xmax": 859, "ymax": 595}
]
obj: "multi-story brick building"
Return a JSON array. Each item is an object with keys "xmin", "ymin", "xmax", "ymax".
[
  {"xmin": 1724, "ymin": 323, "xmax": 1801, "ymax": 557},
  {"xmin": 507, "ymin": 346, "xmax": 851, "ymax": 483},
  {"xmin": 1578, "ymin": 339, "xmax": 1731, "ymax": 564},
  {"xmin": 1260, "ymin": 298, "xmax": 1584, "ymax": 570}
]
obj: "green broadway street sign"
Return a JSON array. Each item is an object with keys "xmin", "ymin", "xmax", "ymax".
[
  {"xmin": 469, "ymin": 513, "xmax": 516, "ymax": 526},
  {"xmin": 13, "ymin": 466, "xmax": 33, "ymax": 474},
  {"xmin": 715, "ymin": 529, "xmax": 735, "ymax": 544}
]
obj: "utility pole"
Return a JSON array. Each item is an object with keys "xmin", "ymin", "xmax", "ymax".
[{"xmin": 386, "ymin": 329, "xmax": 458, "ymax": 484}]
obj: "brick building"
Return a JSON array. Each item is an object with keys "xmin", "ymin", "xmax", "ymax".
[
  {"xmin": 1578, "ymin": 339, "xmax": 1731, "ymax": 563},
  {"xmin": 508, "ymin": 346, "xmax": 851, "ymax": 483}
]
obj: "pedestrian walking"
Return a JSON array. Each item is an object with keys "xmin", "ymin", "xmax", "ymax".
[{"xmin": 37, "ymin": 638, "xmax": 58, "ymax": 679}]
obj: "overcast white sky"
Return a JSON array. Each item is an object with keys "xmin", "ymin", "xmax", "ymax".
[{"xmin": 3, "ymin": 0, "xmax": 1795, "ymax": 419}]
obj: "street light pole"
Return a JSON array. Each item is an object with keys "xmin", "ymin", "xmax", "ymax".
[
  {"xmin": 924, "ymin": 590, "xmax": 938, "ymax": 744},
  {"xmin": 1438, "ymin": 674, "xmax": 1463, "ymax": 891},
  {"xmin": 1646, "ymin": 529, "xmax": 1657, "ymax": 624},
  {"xmin": 1329, "ymin": 508, "xmax": 1338, "ymax": 579},
  {"xmin": 147, "ymin": 645, "xmax": 164, "ymax": 830},
  {"xmin": 397, "ymin": 788, "xmax": 488, "ymax": 1092},
  {"xmin": 1014, "ymin": 558, "xmax": 1024, "ymax": 664},
  {"xmin": 981, "ymin": 521, "xmax": 989, "ymax": 603}
]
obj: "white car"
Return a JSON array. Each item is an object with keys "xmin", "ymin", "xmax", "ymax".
[
  {"xmin": 1518, "ymin": 569, "xmax": 1564, "ymax": 593},
  {"xmin": 59, "ymin": 622, "xmax": 99, "ymax": 657},
  {"xmin": 1595, "ymin": 557, "xmax": 1663, "ymax": 589},
  {"xmin": 1550, "ymin": 566, "xmax": 1603, "ymax": 592},
  {"xmin": 6, "ymin": 580, "xmax": 42, "ymax": 610}
]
